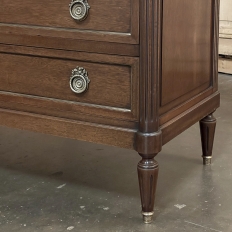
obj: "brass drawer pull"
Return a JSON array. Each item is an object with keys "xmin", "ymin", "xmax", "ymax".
[
  {"xmin": 70, "ymin": 67, "xmax": 90, "ymax": 94},
  {"xmin": 69, "ymin": 0, "xmax": 90, "ymax": 21}
]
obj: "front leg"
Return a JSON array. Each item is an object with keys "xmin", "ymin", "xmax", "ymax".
[
  {"xmin": 137, "ymin": 154, "xmax": 159, "ymax": 224},
  {"xmin": 199, "ymin": 113, "xmax": 217, "ymax": 165}
]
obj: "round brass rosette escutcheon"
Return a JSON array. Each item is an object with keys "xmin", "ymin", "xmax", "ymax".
[
  {"xmin": 70, "ymin": 67, "xmax": 90, "ymax": 94},
  {"xmin": 69, "ymin": 0, "xmax": 90, "ymax": 21}
]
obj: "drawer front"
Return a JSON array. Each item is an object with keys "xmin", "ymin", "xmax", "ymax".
[
  {"xmin": 0, "ymin": 52, "xmax": 138, "ymax": 122},
  {"xmin": 0, "ymin": 0, "xmax": 139, "ymax": 45}
]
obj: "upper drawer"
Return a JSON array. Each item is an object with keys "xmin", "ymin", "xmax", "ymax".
[{"xmin": 0, "ymin": 0, "xmax": 139, "ymax": 45}]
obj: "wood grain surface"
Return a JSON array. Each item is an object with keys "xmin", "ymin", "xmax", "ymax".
[
  {"xmin": 0, "ymin": 0, "xmax": 221, "ymax": 223},
  {"xmin": 0, "ymin": 53, "xmax": 134, "ymax": 109},
  {"xmin": 161, "ymin": 0, "xmax": 213, "ymax": 108},
  {"xmin": 0, "ymin": 0, "xmax": 139, "ymax": 44}
]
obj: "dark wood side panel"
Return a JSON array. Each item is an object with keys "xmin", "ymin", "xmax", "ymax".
[
  {"xmin": 161, "ymin": 92, "xmax": 220, "ymax": 145},
  {"xmin": 161, "ymin": 0, "xmax": 213, "ymax": 110},
  {"xmin": 159, "ymin": 0, "xmax": 220, "ymax": 127},
  {"xmin": 159, "ymin": 88, "xmax": 214, "ymax": 125}
]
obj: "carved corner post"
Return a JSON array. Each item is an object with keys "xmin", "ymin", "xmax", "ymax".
[
  {"xmin": 200, "ymin": 113, "xmax": 217, "ymax": 165},
  {"xmin": 135, "ymin": 0, "xmax": 162, "ymax": 223}
]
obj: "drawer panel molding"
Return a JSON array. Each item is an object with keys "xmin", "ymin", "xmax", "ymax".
[
  {"xmin": 0, "ymin": 0, "xmax": 139, "ymax": 45},
  {"xmin": 0, "ymin": 52, "xmax": 139, "ymax": 122}
]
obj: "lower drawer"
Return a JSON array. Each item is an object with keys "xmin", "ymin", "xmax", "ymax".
[{"xmin": 0, "ymin": 51, "xmax": 139, "ymax": 123}]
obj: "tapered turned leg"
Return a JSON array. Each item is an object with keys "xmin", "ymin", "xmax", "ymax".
[
  {"xmin": 137, "ymin": 156, "xmax": 159, "ymax": 223},
  {"xmin": 200, "ymin": 113, "xmax": 216, "ymax": 165}
]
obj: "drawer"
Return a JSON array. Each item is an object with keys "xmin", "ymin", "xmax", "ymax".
[
  {"xmin": 0, "ymin": 0, "xmax": 139, "ymax": 45},
  {"xmin": 0, "ymin": 52, "xmax": 138, "ymax": 122}
]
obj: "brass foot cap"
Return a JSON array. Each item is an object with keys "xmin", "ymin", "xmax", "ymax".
[
  {"xmin": 203, "ymin": 157, "xmax": 212, "ymax": 165},
  {"xmin": 142, "ymin": 211, "xmax": 154, "ymax": 224}
]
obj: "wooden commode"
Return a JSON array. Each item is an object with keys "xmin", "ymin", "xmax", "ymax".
[{"xmin": 0, "ymin": 0, "xmax": 220, "ymax": 223}]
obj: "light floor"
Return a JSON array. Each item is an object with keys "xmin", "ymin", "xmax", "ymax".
[{"xmin": 0, "ymin": 73, "xmax": 231, "ymax": 232}]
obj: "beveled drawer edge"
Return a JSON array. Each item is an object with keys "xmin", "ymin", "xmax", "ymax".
[
  {"xmin": 0, "ymin": 108, "xmax": 137, "ymax": 150},
  {"xmin": 0, "ymin": 22, "xmax": 138, "ymax": 45},
  {"xmin": 0, "ymin": 90, "xmax": 136, "ymax": 121},
  {"xmin": 0, "ymin": 95, "xmax": 138, "ymax": 130},
  {"xmin": 0, "ymin": 36, "xmax": 140, "ymax": 57},
  {"xmin": 0, "ymin": 43, "xmax": 139, "ymax": 65}
]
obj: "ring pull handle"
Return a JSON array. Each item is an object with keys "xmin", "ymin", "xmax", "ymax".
[
  {"xmin": 69, "ymin": 0, "xmax": 90, "ymax": 22},
  {"xmin": 70, "ymin": 67, "xmax": 90, "ymax": 94}
]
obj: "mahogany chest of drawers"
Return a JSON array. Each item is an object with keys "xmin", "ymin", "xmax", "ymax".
[{"xmin": 0, "ymin": 0, "xmax": 220, "ymax": 223}]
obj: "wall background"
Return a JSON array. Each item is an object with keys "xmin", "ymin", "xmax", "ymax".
[{"xmin": 219, "ymin": 0, "xmax": 232, "ymax": 74}]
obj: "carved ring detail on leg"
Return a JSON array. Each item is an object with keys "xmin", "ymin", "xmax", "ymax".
[{"xmin": 137, "ymin": 157, "xmax": 159, "ymax": 223}]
